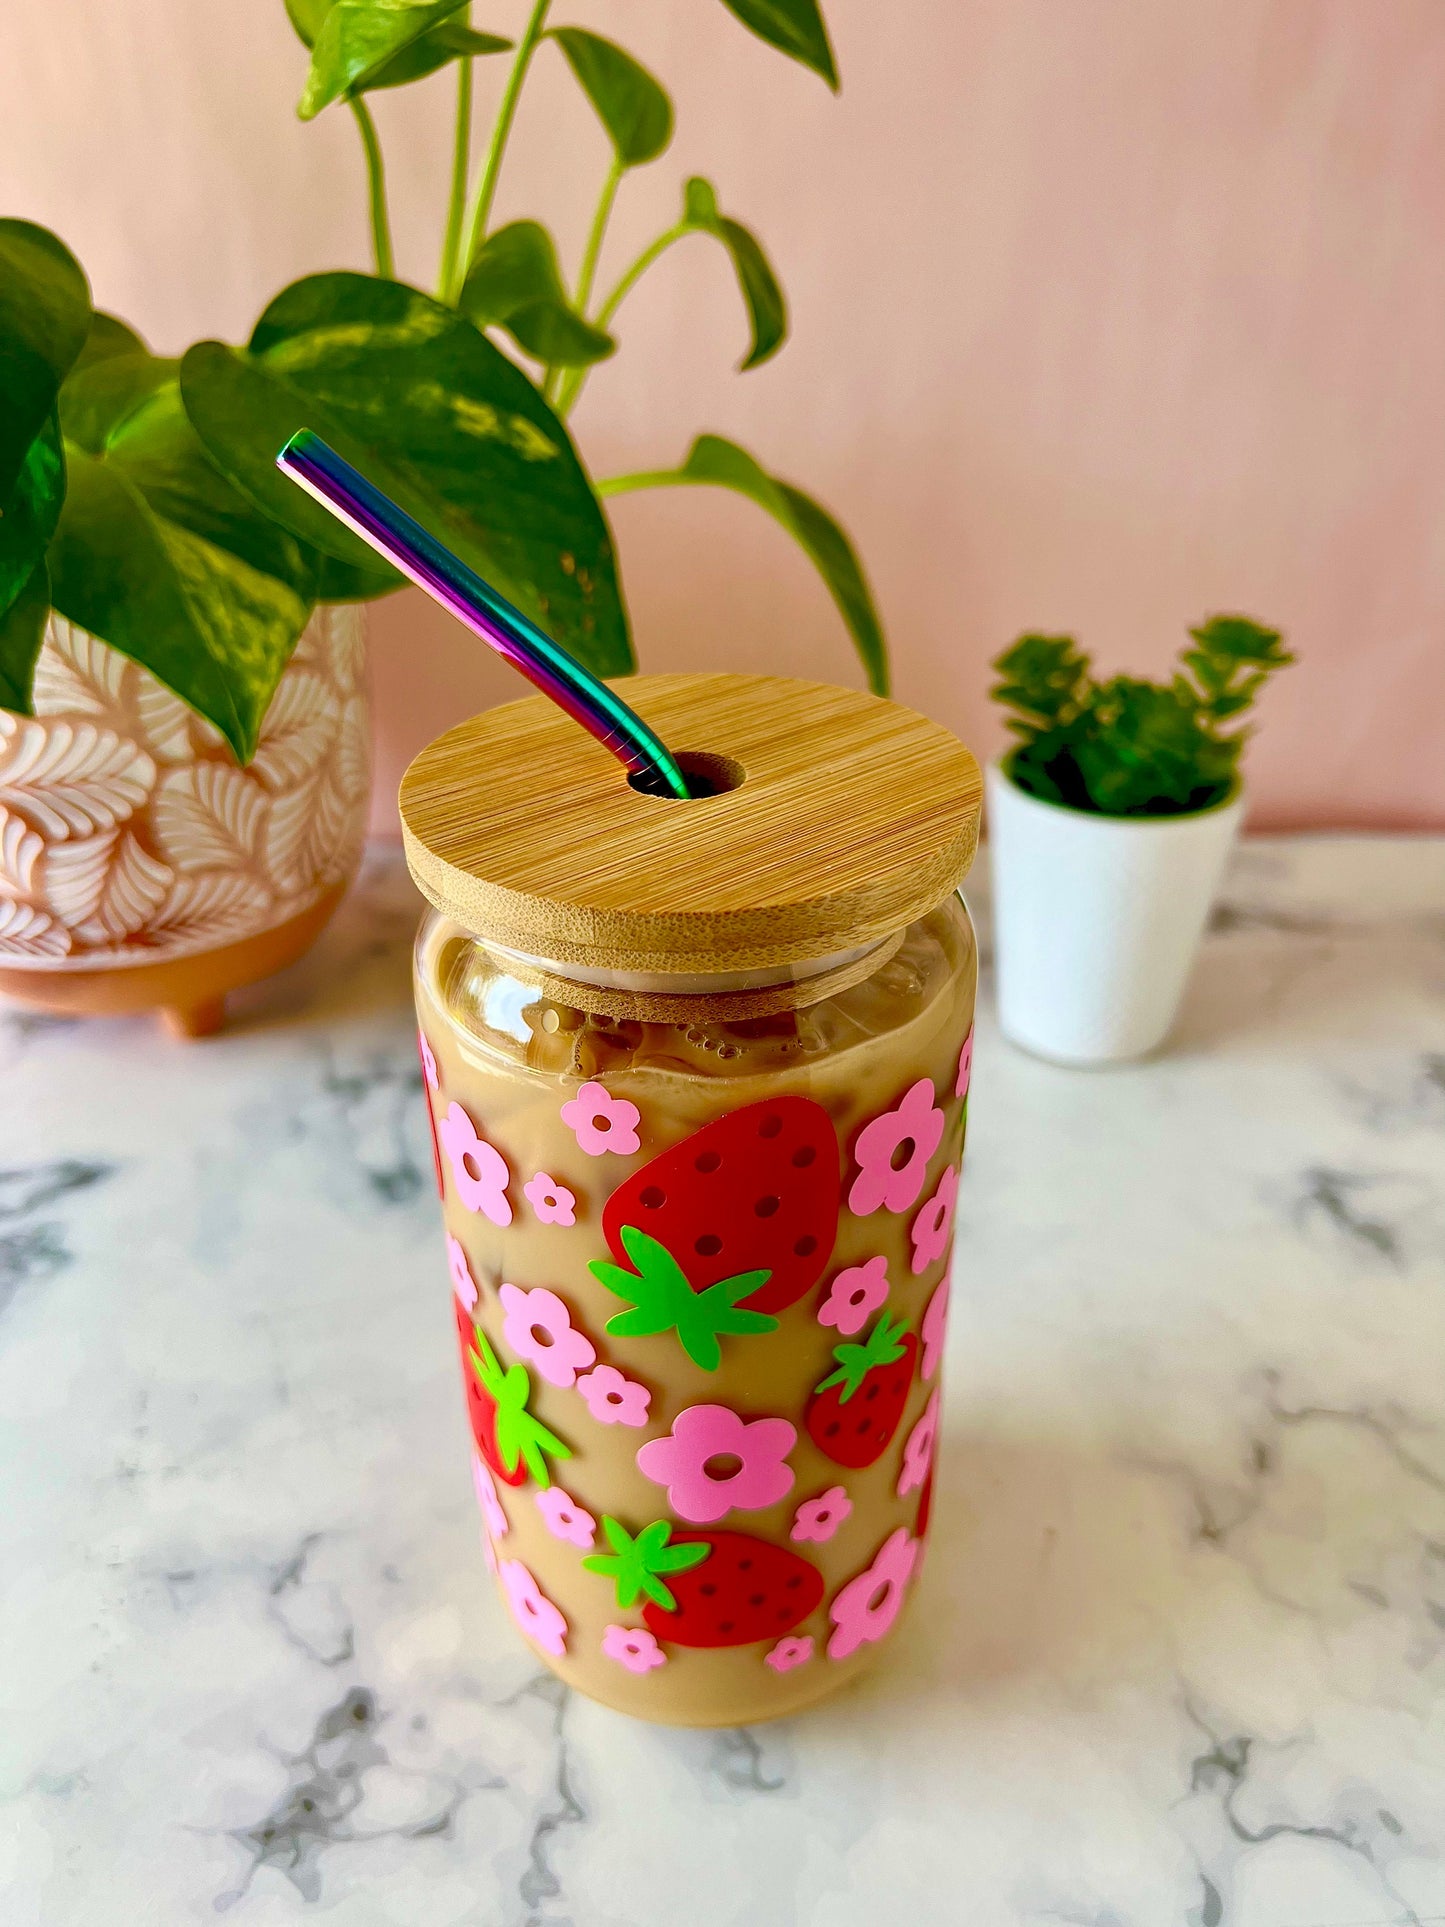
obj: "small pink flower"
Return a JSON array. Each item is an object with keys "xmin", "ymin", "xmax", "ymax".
[
  {"xmin": 897, "ymin": 1390, "xmax": 940, "ymax": 1498},
  {"xmin": 447, "ymin": 1234, "xmax": 479, "ymax": 1311},
  {"xmin": 791, "ymin": 1485, "xmax": 852, "ymax": 1545},
  {"xmin": 523, "ymin": 1171, "xmax": 576, "ymax": 1226},
  {"xmin": 560, "ymin": 1081, "xmax": 641, "ymax": 1158},
  {"xmin": 535, "ymin": 1483, "xmax": 597, "ymax": 1550},
  {"xmin": 575, "ymin": 1364, "xmax": 651, "ymax": 1428},
  {"xmin": 955, "ymin": 1026, "xmax": 974, "ymax": 1100},
  {"xmin": 920, "ymin": 1277, "xmax": 949, "ymax": 1382},
  {"xmin": 848, "ymin": 1079, "xmax": 945, "ymax": 1217},
  {"xmin": 418, "ymin": 1027, "xmax": 439, "ymax": 1092},
  {"xmin": 909, "ymin": 1164, "xmax": 958, "ymax": 1276},
  {"xmin": 602, "ymin": 1624, "xmax": 666, "ymax": 1674},
  {"xmin": 499, "ymin": 1558, "xmax": 568, "ymax": 1657},
  {"xmin": 498, "ymin": 1284, "xmax": 597, "ymax": 1388},
  {"xmin": 472, "ymin": 1453, "xmax": 510, "ymax": 1540},
  {"xmin": 765, "ymin": 1634, "xmax": 814, "ymax": 1674},
  {"xmin": 827, "ymin": 1527, "xmax": 918, "ymax": 1660},
  {"xmin": 817, "ymin": 1256, "xmax": 890, "ymax": 1336},
  {"xmin": 438, "ymin": 1102, "xmax": 513, "ymax": 1226},
  {"xmin": 637, "ymin": 1403, "xmax": 796, "ymax": 1525}
]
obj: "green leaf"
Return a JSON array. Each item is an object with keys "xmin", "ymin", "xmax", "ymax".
[
  {"xmin": 70, "ymin": 311, "xmax": 148, "ymax": 378},
  {"xmin": 0, "ymin": 558, "xmax": 50, "ymax": 713},
  {"xmin": 601, "ymin": 433, "xmax": 887, "ymax": 695},
  {"xmin": 298, "ymin": 0, "xmax": 473, "ymax": 118},
  {"xmin": 47, "ymin": 445, "xmax": 312, "ymax": 764},
  {"xmin": 361, "ymin": 17, "xmax": 512, "ymax": 91},
  {"xmin": 59, "ymin": 351, "xmax": 180, "ymax": 455},
  {"xmin": 180, "ymin": 272, "xmax": 630, "ymax": 673},
  {"xmin": 0, "ymin": 219, "xmax": 91, "ymax": 508},
  {"xmin": 681, "ymin": 178, "xmax": 786, "ymax": 370},
  {"xmin": 0, "ymin": 412, "xmax": 64, "ymax": 627},
  {"xmin": 550, "ymin": 27, "xmax": 673, "ymax": 167},
  {"xmin": 460, "ymin": 221, "xmax": 616, "ymax": 369},
  {"xmin": 582, "ymin": 1516, "xmax": 708, "ymax": 1611},
  {"xmin": 284, "ymin": 0, "xmax": 334, "ymax": 47},
  {"xmin": 592, "ymin": 1225, "xmax": 777, "ymax": 1371},
  {"xmin": 715, "ymin": 0, "xmax": 837, "ymax": 88}
]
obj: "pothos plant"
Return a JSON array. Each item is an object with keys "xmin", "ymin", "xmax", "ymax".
[
  {"xmin": 0, "ymin": 0, "xmax": 885, "ymax": 770},
  {"xmin": 991, "ymin": 616, "xmax": 1294, "ymax": 817}
]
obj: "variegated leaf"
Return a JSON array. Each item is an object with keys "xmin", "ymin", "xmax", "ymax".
[
  {"xmin": 0, "ymin": 713, "xmax": 154, "ymax": 840},
  {"xmin": 152, "ymin": 762, "xmax": 267, "ymax": 873}
]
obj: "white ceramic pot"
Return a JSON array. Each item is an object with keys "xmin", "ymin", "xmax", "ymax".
[
  {"xmin": 985, "ymin": 759, "xmax": 1244, "ymax": 1065},
  {"xmin": 0, "ymin": 605, "xmax": 369, "ymax": 1034}
]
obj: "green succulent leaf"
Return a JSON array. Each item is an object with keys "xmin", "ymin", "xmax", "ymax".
[
  {"xmin": 591, "ymin": 1224, "xmax": 777, "ymax": 1372},
  {"xmin": 47, "ymin": 448, "xmax": 312, "ymax": 765},
  {"xmin": 715, "ymin": 0, "xmax": 837, "ymax": 88},
  {"xmin": 680, "ymin": 177, "xmax": 786, "ymax": 371},
  {"xmin": 0, "ymin": 219, "xmax": 91, "ymax": 511},
  {"xmin": 298, "ymin": 0, "xmax": 496, "ymax": 118},
  {"xmin": 0, "ymin": 412, "xmax": 65, "ymax": 640},
  {"xmin": 582, "ymin": 1516, "xmax": 708, "ymax": 1610},
  {"xmin": 180, "ymin": 273, "xmax": 631, "ymax": 673},
  {"xmin": 0, "ymin": 558, "xmax": 50, "ymax": 713},
  {"xmin": 550, "ymin": 27, "xmax": 673, "ymax": 168},
  {"xmin": 993, "ymin": 616, "xmax": 1292, "ymax": 817},
  {"xmin": 600, "ymin": 433, "xmax": 887, "ymax": 696},
  {"xmin": 460, "ymin": 221, "xmax": 617, "ymax": 369}
]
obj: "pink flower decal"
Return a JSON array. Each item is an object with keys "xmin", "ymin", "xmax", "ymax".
[
  {"xmin": 472, "ymin": 1453, "xmax": 510, "ymax": 1539},
  {"xmin": 765, "ymin": 1634, "xmax": 814, "ymax": 1674},
  {"xmin": 909, "ymin": 1164, "xmax": 958, "ymax": 1276},
  {"xmin": 560, "ymin": 1081, "xmax": 641, "ymax": 1158},
  {"xmin": 447, "ymin": 1234, "xmax": 479, "ymax": 1311},
  {"xmin": 897, "ymin": 1390, "xmax": 940, "ymax": 1498},
  {"xmin": 499, "ymin": 1558, "xmax": 568, "ymax": 1657},
  {"xmin": 535, "ymin": 1483, "xmax": 597, "ymax": 1550},
  {"xmin": 827, "ymin": 1527, "xmax": 918, "ymax": 1660},
  {"xmin": 848, "ymin": 1078, "xmax": 945, "ymax": 1217},
  {"xmin": 498, "ymin": 1284, "xmax": 597, "ymax": 1389},
  {"xmin": 523, "ymin": 1171, "xmax": 576, "ymax": 1226},
  {"xmin": 418, "ymin": 1027, "xmax": 439, "ymax": 1092},
  {"xmin": 438, "ymin": 1102, "xmax": 513, "ymax": 1226},
  {"xmin": 817, "ymin": 1256, "xmax": 890, "ymax": 1336},
  {"xmin": 576, "ymin": 1364, "xmax": 651, "ymax": 1428},
  {"xmin": 920, "ymin": 1277, "xmax": 949, "ymax": 1382},
  {"xmin": 791, "ymin": 1485, "xmax": 852, "ymax": 1545},
  {"xmin": 636, "ymin": 1403, "xmax": 796, "ymax": 1525},
  {"xmin": 955, "ymin": 1026, "xmax": 973, "ymax": 1100},
  {"xmin": 602, "ymin": 1624, "xmax": 666, "ymax": 1674}
]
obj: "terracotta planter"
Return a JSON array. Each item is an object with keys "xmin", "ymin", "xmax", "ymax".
[{"xmin": 0, "ymin": 605, "xmax": 369, "ymax": 1035}]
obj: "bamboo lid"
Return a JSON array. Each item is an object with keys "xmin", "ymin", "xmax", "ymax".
[{"xmin": 399, "ymin": 673, "xmax": 981, "ymax": 974}]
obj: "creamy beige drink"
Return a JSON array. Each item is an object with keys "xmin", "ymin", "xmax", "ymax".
[
  {"xmin": 401, "ymin": 672, "xmax": 981, "ymax": 1725},
  {"xmin": 415, "ymin": 902, "xmax": 974, "ymax": 1724}
]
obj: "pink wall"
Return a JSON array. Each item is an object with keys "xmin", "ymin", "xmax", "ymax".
[{"xmin": 6, "ymin": 1, "xmax": 1444, "ymax": 828}]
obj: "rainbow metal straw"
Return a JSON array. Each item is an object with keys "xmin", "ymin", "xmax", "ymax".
[{"xmin": 276, "ymin": 430, "xmax": 691, "ymax": 800}]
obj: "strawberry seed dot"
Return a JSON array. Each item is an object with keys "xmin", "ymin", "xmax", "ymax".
[
  {"xmin": 793, "ymin": 1235, "xmax": 817, "ymax": 1257},
  {"xmin": 792, "ymin": 1145, "xmax": 816, "ymax": 1168},
  {"xmin": 754, "ymin": 1195, "xmax": 780, "ymax": 1218},
  {"xmin": 758, "ymin": 1114, "xmax": 783, "ymax": 1139},
  {"xmin": 700, "ymin": 1582, "xmax": 717, "ymax": 1597},
  {"xmin": 695, "ymin": 1150, "xmax": 722, "ymax": 1173},
  {"xmin": 749, "ymin": 1594, "xmax": 765, "ymax": 1608},
  {"xmin": 639, "ymin": 1185, "xmax": 665, "ymax": 1209},
  {"xmin": 695, "ymin": 1233, "xmax": 723, "ymax": 1257}
]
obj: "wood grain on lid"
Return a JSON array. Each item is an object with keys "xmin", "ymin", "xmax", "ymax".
[{"xmin": 399, "ymin": 673, "xmax": 981, "ymax": 972}]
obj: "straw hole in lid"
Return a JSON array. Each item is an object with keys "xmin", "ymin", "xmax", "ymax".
[{"xmin": 628, "ymin": 750, "xmax": 746, "ymax": 799}]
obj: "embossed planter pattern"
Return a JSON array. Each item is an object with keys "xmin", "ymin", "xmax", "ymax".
[{"xmin": 0, "ymin": 605, "xmax": 369, "ymax": 1026}]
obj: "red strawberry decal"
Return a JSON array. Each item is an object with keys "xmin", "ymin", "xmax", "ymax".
[
  {"xmin": 585, "ymin": 1516, "xmax": 823, "ymax": 1648},
  {"xmin": 602, "ymin": 1097, "xmax": 840, "ymax": 1317},
  {"xmin": 806, "ymin": 1311, "xmax": 918, "ymax": 1469},
  {"xmin": 453, "ymin": 1303, "xmax": 571, "ymax": 1488}
]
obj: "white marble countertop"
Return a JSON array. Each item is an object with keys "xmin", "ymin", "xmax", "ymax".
[{"xmin": 3, "ymin": 836, "xmax": 1444, "ymax": 1927}]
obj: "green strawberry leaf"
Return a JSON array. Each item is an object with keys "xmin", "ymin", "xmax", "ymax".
[
  {"xmin": 594, "ymin": 1228, "xmax": 778, "ymax": 1370},
  {"xmin": 468, "ymin": 1329, "xmax": 570, "ymax": 1488},
  {"xmin": 583, "ymin": 1516, "xmax": 707, "ymax": 1610}
]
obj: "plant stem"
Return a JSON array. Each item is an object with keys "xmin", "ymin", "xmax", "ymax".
[
  {"xmin": 543, "ymin": 156, "xmax": 623, "ymax": 406},
  {"xmin": 595, "ymin": 468, "xmax": 680, "ymax": 497},
  {"xmin": 438, "ymin": 53, "xmax": 474, "ymax": 300},
  {"xmin": 349, "ymin": 94, "xmax": 395, "ymax": 279},
  {"xmin": 555, "ymin": 220, "xmax": 687, "ymax": 417},
  {"xmin": 456, "ymin": 0, "xmax": 552, "ymax": 289}
]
